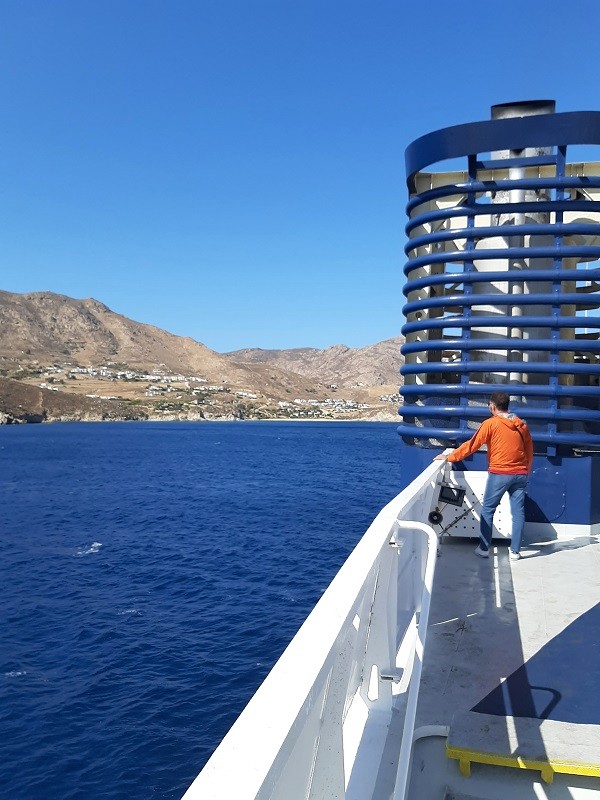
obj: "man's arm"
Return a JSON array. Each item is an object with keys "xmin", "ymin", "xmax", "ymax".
[{"xmin": 434, "ymin": 419, "xmax": 491, "ymax": 462}]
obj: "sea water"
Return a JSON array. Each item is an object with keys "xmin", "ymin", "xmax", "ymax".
[{"xmin": 1, "ymin": 421, "xmax": 410, "ymax": 799}]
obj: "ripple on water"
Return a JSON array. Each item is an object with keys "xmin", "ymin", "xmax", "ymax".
[{"xmin": 74, "ymin": 541, "xmax": 103, "ymax": 557}]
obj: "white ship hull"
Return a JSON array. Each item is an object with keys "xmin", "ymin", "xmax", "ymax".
[{"xmin": 182, "ymin": 461, "xmax": 600, "ymax": 798}]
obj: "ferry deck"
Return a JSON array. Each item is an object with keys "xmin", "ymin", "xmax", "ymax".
[{"xmin": 409, "ymin": 532, "xmax": 600, "ymax": 798}]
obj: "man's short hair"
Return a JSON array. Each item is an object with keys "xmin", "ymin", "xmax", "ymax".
[{"xmin": 490, "ymin": 391, "xmax": 510, "ymax": 411}]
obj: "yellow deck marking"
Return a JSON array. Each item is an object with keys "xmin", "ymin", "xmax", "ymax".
[{"xmin": 446, "ymin": 742, "xmax": 600, "ymax": 784}]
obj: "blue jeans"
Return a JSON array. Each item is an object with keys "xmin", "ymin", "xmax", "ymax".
[{"xmin": 480, "ymin": 473, "xmax": 528, "ymax": 553}]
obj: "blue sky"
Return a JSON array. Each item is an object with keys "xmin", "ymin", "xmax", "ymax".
[{"xmin": 2, "ymin": 0, "xmax": 599, "ymax": 352}]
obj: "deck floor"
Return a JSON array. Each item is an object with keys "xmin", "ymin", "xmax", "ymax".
[
  {"xmin": 409, "ymin": 531, "xmax": 600, "ymax": 797},
  {"xmin": 416, "ymin": 531, "xmax": 600, "ymax": 732}
]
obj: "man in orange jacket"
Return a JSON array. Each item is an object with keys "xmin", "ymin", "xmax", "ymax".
[{"xmin": 434, "ymin": 391, "xmax": 533, "ymax": 560}]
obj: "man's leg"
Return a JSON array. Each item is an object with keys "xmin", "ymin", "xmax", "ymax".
[
  {"xmin": 480, "ymin": 473, "xmax": 510, "ymax": 551},
  {"xmin": 507, "ymin": 474, "xmax": 528, "ymax": 554}
]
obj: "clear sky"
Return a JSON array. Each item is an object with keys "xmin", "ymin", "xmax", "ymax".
[{"xmin": 2, "ymin": 0, "xmax": 599, "ymax": 352}]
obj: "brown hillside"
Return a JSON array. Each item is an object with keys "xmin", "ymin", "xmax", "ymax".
[
  {"xmin": 225, "ymin": 338, "xmax": 403, "ymax": 388},
  {"xmin": 0, "ymin": 290, "xmax": 231, "ymax": 375},
  {"xmin": 0, "ymin": 290, "xmax": 330, "ymax": 398}
]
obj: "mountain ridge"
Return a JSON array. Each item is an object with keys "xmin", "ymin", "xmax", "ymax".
[
  {"xmin": 225, "ymin": 338, "xmax": 403, "ymax": 388},
  {"xmin": 0, "ymin": 290, "xmax": 403, "ymax": 422}
]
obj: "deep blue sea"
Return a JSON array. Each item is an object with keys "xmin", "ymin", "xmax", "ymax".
[{"xmin": 1, "ymin": 421, "xmax": 411, "ymax": 800}]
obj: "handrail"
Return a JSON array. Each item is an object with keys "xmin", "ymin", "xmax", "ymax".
[{"xmin": 392, "ymin": 520, "xmax": 438, "ymax": 800}]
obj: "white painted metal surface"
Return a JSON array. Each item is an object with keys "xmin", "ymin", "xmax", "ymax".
[
  {"xmin": 429, "ymin": 467, "xmax": 513, "ymax": 539},
  {"xmin": 182, "ymin": 463, "xmax": 440, "ymax": 800}
]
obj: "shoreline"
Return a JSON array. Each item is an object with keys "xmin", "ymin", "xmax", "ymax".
[{"xmin": 0, "ymin": 413, "xmax": 399, "ymax": 426}]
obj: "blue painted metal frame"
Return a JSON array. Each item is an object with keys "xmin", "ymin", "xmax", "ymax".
[
  {"xmin": 404, "ymin": 268, "xmax": 600, "ymax": 293},
  {"xmin": 405, "ymin": 246, "xmax": 600, "ymax": 277},
  {"xmin": 406, "ymin": 225, "xmax": 600, "ymax": 254},
  {"xmin": 405, "ymin": 111, "xmax": 600, "ymax": 185},
  {"xmin": 400, "ymin": 108, "xmax": 600, "ymax": 460},
  {"xmin": 403, "ymin": 339, "xmax": 600, "ymax": 354},
  {"xmin": 458, "ymin": 154, "xmax": 477, "ymax": 435},
  {"xmin": 401, "ymin": 383, "xmax": 599, "ymax": 398},
  {"xmin": 402, "ymin": 315, "xmax": 600, "ymax": 334},
  {"xmin": 406, "ymin": 177, "xmax": 600, "ymax": 213},
  {"xmin": 407, "ymin": 201, "xmax": 600, "ymax": 234},
  {"xmin": 403, "ymin": 292, "xmax": 598, "ymax": 314}
]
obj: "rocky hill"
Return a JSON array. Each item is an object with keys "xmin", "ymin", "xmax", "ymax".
[
  {"xmin": 0, "ymin": 290, "xmax": 403, "ymax": 423},
  {"xmin": 225, "ymin": 338, "xmax": 403, "ymax": 388},
  {"xmin": 0, "ymin": 290, "xmax": 275, "ymax": 384}
]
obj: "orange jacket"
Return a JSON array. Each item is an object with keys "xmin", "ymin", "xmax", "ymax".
[{"xmin": 447, "ymin": 414, "xmax": 533, "ymax": 474}]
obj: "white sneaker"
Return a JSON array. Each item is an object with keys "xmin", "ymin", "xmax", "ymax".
[
  {"xmin": 510, "ymin": 551, "xmax": 521, "ymax": 561},
  {"xmin": 474, "ymin": 545, "xmax": 489, "ymax": 558}
]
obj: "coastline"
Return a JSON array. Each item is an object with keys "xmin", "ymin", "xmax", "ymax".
[
  {"xmin": 0, "ymin": 412, "xmax": 399, "ymax": 425},
  {"xmin": 0, "ymin": 377, "xmax": 399, "ymax": 426}
]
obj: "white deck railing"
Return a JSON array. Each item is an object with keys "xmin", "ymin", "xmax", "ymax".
[{"xmin": 182, "ymin": 462, "xmax": 442, "ymax": 800}]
